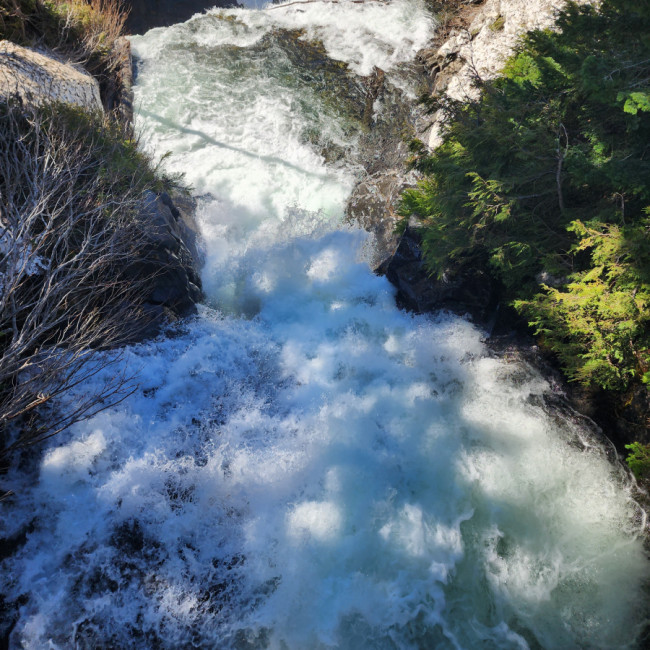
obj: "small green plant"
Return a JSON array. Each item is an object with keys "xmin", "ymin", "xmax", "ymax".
[
  {"xmin": 489, "ymin": 14, "xmax": 505, "ymax": 32},
  {"xmin": 625, "ymin": 442, "xmax": 650, "ymax": 480}
]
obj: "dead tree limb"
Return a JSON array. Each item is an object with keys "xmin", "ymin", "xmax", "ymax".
[{"xmin": 0, "ymin": 102, "xmax": 158, "ymax": 459}]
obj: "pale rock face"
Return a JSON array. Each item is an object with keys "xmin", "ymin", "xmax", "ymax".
[
  {"xmin": 0, "ymin": 41, "xmax": 102, "ymax": 112},
  {"xmin": 426, "ymin": 0, "xmax": 593, "ymax": 148}
]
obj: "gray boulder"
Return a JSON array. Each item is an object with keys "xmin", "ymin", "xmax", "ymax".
[
  {"xmin": 0, "ymin": 41, "xmax": 102, "ymax": 112},
  {"xmin": 346, "ymin": 170, "xmax": 413, "ymax": 269}
]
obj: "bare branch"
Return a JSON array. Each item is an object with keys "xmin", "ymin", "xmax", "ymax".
[{"xmin": 0, "ymin": 102, "xmax": 161, "ymax": 458}]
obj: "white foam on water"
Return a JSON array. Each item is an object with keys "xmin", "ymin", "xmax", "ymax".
[
  {"xmin": 1, "ymin": 1, "xmax": 649, "ymax": 649},
  {"xmin": 134, "ymin": 0, "xmax": 434, "ymax": 76},
  {"xmin": 237, "ymin": 0, "xmax": 435, "ymax": 76},
  {"xmin": 3, "ymin": 291, "xmax": 647, "ymax": 648}
]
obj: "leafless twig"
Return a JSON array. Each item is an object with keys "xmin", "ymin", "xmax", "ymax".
[{"xmin": 0, "ymin": 103, "xmax": 157, "ymax": 459}]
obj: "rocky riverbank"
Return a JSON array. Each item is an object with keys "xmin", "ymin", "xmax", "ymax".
[
  {"xmin": 1, "ymin": 2, "xmax": 204, "ymax": 338},
  {"xmin": 417, "ymin": 0, "xmax": 592, "ymax": 147},
  {"xmin": 371, "ymin": 0, "xmax": 650, "ymax": 487},
  {"xmin": 348, "ymin": 0, "xmax": 590, "ymax": 269}
]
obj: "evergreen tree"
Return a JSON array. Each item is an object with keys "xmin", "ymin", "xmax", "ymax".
[{"xmin": 401, "ymin": 0, "xmax": 650, "ymax": 391}]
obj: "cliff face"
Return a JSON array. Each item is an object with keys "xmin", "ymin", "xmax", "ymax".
[
  {"xmin": 383, "ymin": 0, "xmax": 599, "ymax": 314},
  {"xmin": 134, "ymin": 191, "xmax": 204, "ymax": 337},
  {"xmin": 382, "ymin": 0, "xmax": 595, "ymax": 318},
  {"xmin": 419, "ymin": 0, "xmax": 593, "ymax": 147}
]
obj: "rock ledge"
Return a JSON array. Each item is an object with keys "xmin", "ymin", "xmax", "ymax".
[{"xmin": 0, "ymin": 40, "xmax": 102, "ymax": 112}]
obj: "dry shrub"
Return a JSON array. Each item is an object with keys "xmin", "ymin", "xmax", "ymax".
[
  {"xmin": 0, "ymin": 0, "xmax": 129, "ymax": 74},
  {"xmin": 52, "ymin": 0, "xmax": 129, "ymax": 73},
  {"xmin": 0, "ymin": 101, "xmax": 157, "ymax": 460}
]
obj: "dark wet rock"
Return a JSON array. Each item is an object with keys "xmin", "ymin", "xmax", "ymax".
[
  {"xmin": 246, "ymin": 28, "xmax": 423, "ymax": 172},
  {"xmin": 355, "ymin": 65, "xmax": 425, "ymax": 175},
  {"xmin": 362, "ymin": 66, "xmax": 385, "ymax": 128},
  {"xmin": 257, "ymin": 28, "xmax": 369, "ymax": 136},
  {"xmin": 129, "ymin": 191, "xmax": 204, "ymax": 339},
  {"xmin": 102, "ymin": 37, "xmax": 133, "ymax": 126},
  {"xmin": 342, "ymin": 52, "xmax": 432, "ymax": 267},
  {"xmin": 0, "ymin": 523, "xmax": 34, "ymax": 563},
  {"xmin": 124, "ymin": 0, "xmax": 238, "ymax": 35},
  {"xmin": 591, "ymin": 384, "xmax": 650, "ymax": 449},
  {"xmin": 346, "ymin": 170, "xmax": 415, "ymax": 268},
  {"xmin": 0, "ymin": 593, "xmax": 27, "ymax": 648},
  {"xmin": 378, "ymin": 225, "xmax": 499, "ymax": 325},
  {"xmin": 167, "ymin": 193, "xmax": 204, "ymax": 270}
]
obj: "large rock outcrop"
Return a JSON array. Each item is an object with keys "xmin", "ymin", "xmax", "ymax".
[
  {"xmin": 418, "ymin": 0, "xmax": 593, "ymax": 148},
  {"xmin": 347, "ymin": 170, "xmax": 417, "ymax": 269},
  {"xmin": 132, "ymin": 191, "xmax": 204, "ymax": 337},
  {"xmin": 0, "ymin": 40, "xmax": 102, "ymax": 112},
  {"xmin": 378, "ymin": 225, "xmax": 500, "ymax": 325},
  {"xmin": 378, "ymin": 0, "xmax": 596, "ymax": 323}
]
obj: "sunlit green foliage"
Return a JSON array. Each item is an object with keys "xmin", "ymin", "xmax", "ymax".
[
  {"xmin": 400, "ymin": 0, "xmax": 650, "ymax": 392},
  {"xmin": 625, "ymin": 442, "xmax": 650, "ymax": 481},
  {"xmin": 515, "ymin": 215, "xmax": 650, "ymax": 390}
]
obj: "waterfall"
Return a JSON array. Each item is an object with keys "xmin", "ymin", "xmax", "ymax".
[{"xmin": 1, "ymin": 1, "xmax": 648, "ymax": 648}]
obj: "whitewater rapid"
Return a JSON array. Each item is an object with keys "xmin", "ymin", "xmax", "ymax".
[{"xmin": 1, "ymin": 1, "xmax": 649, "ymax": 648}]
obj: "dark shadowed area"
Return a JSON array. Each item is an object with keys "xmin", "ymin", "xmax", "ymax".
[{"xmin": 124, "ymin": 0, "xmax": 238, "ymax": 34}]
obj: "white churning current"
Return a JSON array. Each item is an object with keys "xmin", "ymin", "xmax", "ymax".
[{"xmin": 1, "ymin": 1, "xmax": 648, "ymax": 648}]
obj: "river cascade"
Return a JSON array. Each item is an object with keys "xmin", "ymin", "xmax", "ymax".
[{"xmin": 1, "ymin": 1, "xmax": 649, "ymax": 648}]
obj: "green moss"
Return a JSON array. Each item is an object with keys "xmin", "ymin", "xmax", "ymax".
[
  {"xmin": 32, "ymin": 102, "xmax": 181, "ymax": 206},
  {"xmin": 489, "ymin": 15, "xmax": 505, "ymax": 32}
]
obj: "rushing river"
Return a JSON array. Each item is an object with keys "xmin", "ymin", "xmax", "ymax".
[{"xmin": 1, "ymin": 1, "xmax": 649, "ymax": 648}]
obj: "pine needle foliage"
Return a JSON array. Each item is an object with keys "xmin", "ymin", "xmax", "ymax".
[
  {"xmin": 625, "ymin": 442, "xmax": 650, "ymax": 481},
  {"xmin": 401, "ymin": 0, "xmax": 650, "ymax": 391}
]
